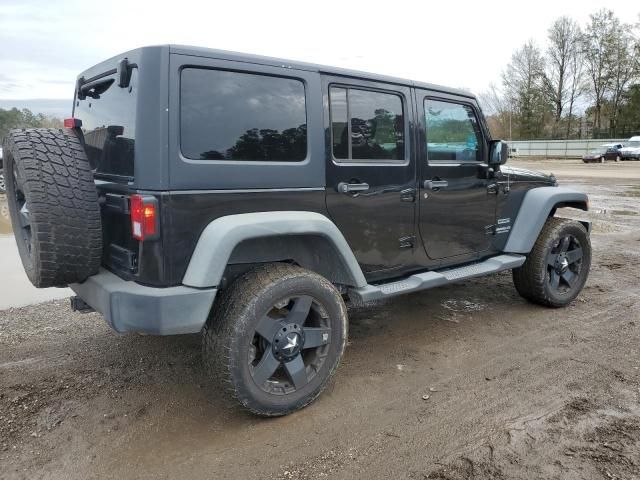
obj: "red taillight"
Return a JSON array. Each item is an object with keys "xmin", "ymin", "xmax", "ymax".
[
  {"xmin": 130, "ymin": 195, "xmax": 158, "ymax": 241},
  {"xmin": 64, "ymin": 117, "xmax": 82, "ymax": 128}
]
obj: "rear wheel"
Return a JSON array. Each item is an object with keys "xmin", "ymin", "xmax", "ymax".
[
  {"xmin": 615, "ymin": 155, "xmax": 621, "ymax": 162},
  {"xmin": 203, "ymin": 264, "xmax": 348, "ymax": 416},
  {"xmin": 513, "ymin": 218, "xmax": 591, "ymax": 307},
  {"xmin": 0, "ymin": 169, "xmax": 5, "ymax": 193}
]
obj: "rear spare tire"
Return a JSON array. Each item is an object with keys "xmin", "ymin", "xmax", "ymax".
[{"xmin": 3, "ymin": 128, "xmax": 102, "ymax": 288}]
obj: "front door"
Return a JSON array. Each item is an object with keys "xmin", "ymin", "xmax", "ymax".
[
  {"xmin": 324, "ymin": 77, "xmax": 416, "ymax": 278},
  {"xmin": 417, "ymin": 91, "xmax": 497, "ymax": 260}
]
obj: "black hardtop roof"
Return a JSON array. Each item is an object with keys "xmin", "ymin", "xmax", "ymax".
[
  {"xmin": 169, "ymin": 44, "xmax": 475, "ymax": 99},
  {"xmin": 77, "ymin": 45, "xmax": 476, "ymax": 100}
]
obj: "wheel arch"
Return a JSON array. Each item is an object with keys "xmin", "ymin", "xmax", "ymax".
[
  {"xmin": 182, "ymin": 211, "xmax": 367, "ymax": 289},
  {"xmin": 503, "ymin": 187, "xmax": 590, "ymax": 254}
]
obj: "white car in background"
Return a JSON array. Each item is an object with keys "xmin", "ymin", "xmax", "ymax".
[{"xmin": 620, "ymin": 136, "xmax": 640, "ymax": 160}]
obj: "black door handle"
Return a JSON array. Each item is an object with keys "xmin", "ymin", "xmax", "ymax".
[
  {"xmin": 337, "ymin": 182, "xmax": 370, "ymax": 193},
  {"xmin": 424, "ymin": 179, "xmax": 449, "ymax": 190}
]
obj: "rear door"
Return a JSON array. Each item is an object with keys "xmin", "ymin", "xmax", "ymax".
[
  {"xmin": 323, "ymin": 77, "xmax": 417, "ymax": 278},
  {"xmin": 74, "ymin": 63, "xmax": 142, "ymax": 278},
  {"xmin": 416, "ymin": 91, "xmax": 497, "ymax": 261}
]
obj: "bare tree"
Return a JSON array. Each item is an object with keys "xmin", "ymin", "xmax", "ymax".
[
  {"xmin": 502, "ymin": 40, "xmax": 549, "ymax": 139},
  {"xmin": 635, "ymin": 15, "xmax": 640, "ymax": 73},
  {"xmin": 565, "ymin": 37, "xmax": 588, "ymax": 138},
  {"xmin": 544, "ymin": 17, "xmax": 584, "ymax": 137},
  {"xmin": 608, "ymin": 24, "xmax": 638, "ymax": 135},
  {"xmin": 478, "ymin": 83, "xmax": 514, "ymax": 139},
  {"xmin": 582, "ymin": 9, "xmax": 618, "ymax": 133}
]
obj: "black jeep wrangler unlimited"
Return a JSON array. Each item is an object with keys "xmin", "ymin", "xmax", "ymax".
[{"xmin": 3, "ymin": 45, "xmax": 591, "ymax": 416}]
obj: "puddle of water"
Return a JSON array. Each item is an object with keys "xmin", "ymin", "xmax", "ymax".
[
  {"xmin": 0, "ymin": 195, "xmax": 12, "ymax": 236},
  {"xmin": 622, "ymin": 183, "xmax": 640, "ymax": 197},
  {"xmin": 0, "ymin": 357, "xmax": 42, "ymax": 370},
  {"xmin": 442, "ymin": 299, "xmax": 487, "ymax": 313},
  {"xmin": 596, "ymin": 209, "xmax": 638, "ymax": 216}
]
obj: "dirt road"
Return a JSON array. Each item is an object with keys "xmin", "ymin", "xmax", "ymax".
[{"xmin": 1, "ymin": 159, "xmax": 639, "ymax": 479}]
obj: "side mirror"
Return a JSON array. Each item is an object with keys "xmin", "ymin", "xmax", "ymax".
[{"xmin": 489, "ymin": 140, "xmax": 509, "ymax": 166}]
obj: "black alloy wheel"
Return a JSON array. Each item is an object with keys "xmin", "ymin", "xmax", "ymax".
[
  {"xmin": 10, "ymin": 167, "xmax": 34, "ymax": 267},
  {"xmin": 249, "ymin": 295, "xmax": 332, "ymax": 395},
  {"xmin": 513, "ymin": 217, "xmax": 591, "ymax": 307},
  {"xmin": 546, "ymin": 234, "xmax": 584, "ymax": 295},
  {"xmin": 203, "ymin": 263, "xmax": 348, "ymax": 416}
]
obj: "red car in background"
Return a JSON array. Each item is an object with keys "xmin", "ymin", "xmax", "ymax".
[{"xmin": 582, "ymin": 143, "xmax": 623, "ymax": 163}]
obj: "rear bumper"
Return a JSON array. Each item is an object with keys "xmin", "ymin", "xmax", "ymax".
[{"xmin": 70, "ymin": 269, "xmax": 217, "ymax": 335}]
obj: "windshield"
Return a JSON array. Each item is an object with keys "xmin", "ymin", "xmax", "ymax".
[{"xmin": 590, "ymin": 147, "xmax": 607, "ymax": 154}]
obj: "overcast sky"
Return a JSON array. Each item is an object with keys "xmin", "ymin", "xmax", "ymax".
[{"xmin": 0, "ymin": 0, "xmax": 638, "ymax": 115}]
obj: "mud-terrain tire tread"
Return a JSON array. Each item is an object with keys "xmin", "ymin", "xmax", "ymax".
[
  {"xmin": 512, "ymin": 217, "xmax": 590, "ymax": 308},
  {"xmin": 202, "ymin": 263, "xmax": 348, "ymax": 417},
  {"xmin": 3, "ymin": 128, "xmax": 102, "ymax": 287}
]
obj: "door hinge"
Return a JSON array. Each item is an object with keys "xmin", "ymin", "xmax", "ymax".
[
  {"xmin": 399, "ymin": 235, "xmax": 415, "ymax": 248},
  {"xmin": 400, "ymin": 188, "xmax": 416, "ymax": 203}
]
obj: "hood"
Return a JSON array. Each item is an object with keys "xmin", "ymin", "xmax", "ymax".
[
  {"xmin": 621, "ymin": 146, "xmax": 640, "ymax": 152},
  {"xmin": 500, "ymin": 165, "xmax": 556, "ymax": 185}
]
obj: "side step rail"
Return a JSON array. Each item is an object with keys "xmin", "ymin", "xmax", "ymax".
[{"xmin": 349, "ymin": 254, "xmax": 526, "ymax": 303}]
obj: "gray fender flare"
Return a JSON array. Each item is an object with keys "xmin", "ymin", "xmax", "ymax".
[
  {"xmin": 503, "ymin": 187, "xmax": 589, "ymax": 254},
  {"xmin": 182, "ymin": 211, "xmax": 367, "ymax": 288}
]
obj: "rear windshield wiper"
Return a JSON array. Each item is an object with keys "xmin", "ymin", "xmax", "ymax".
[
  {"xmin": 76, "ymin": 58, "xmax": 137, "ymax": 100},
  {"xmin": 78, "ymin": 77, "xmax": 114, "ymax": 99}
]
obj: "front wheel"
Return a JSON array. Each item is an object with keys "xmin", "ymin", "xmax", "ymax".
[
  {"xmin": 513, "ymin": 218, "xmax": 591, "ymax": 307},
  {"xmin": 203, "ymin": 263, "xmax": 348, "ymax": 416}
]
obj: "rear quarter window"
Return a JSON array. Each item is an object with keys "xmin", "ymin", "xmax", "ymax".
[{"xmin": 180, "ymin": 68, "xmax": 307, "ymax": 162}]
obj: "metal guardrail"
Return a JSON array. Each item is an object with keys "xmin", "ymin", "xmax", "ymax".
[{"xmin": 509, "ymin": 139, "xmax": 629, "ymax": 159}]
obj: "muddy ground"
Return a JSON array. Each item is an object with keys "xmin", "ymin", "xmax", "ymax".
[{"xmin": 1, "ymin": 159, "xmax": 639, "ymax": 479}]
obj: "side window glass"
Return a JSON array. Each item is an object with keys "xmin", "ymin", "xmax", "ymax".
[
  {"xmin": 180, "ymin": 68, "xmax": 307, "ymax": 162},
  {"xmin": 425, "ymin": 99, "xmax": 482, "ymax": 162},
  {"xmin": 330, "ymin": 86, "xmax": 405, "ymax": 161}
]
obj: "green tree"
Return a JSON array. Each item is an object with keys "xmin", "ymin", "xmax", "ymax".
[
  {"xmin": 0, "ymin": 107, "xmax": 63, "ymax": 143},
  {"xmin": 502, "ymin": 40, "xmax": 552, "ymax": 139},
  {"xmin": 608, "ymin": 24, "xmax": 638, "ymax": 135},
  {"xmin": 617, "ymin": 84, "xmax": 640, "ymax": 136},
  {"xmin": 582, "ymin": 9, "xmax": 618, "ymax": 133}
]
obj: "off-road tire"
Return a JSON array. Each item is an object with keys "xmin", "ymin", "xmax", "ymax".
[
  {"xmin": 513, "ymin": 217, "xmax": 591, "ymax": 308},
  {"xmin": 3, "ymin": 128, "xmax": 102, "ymax": 288},
  {"xmin": 203, "ymin": 263, "xmax": 348, "ymax": 416}
]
